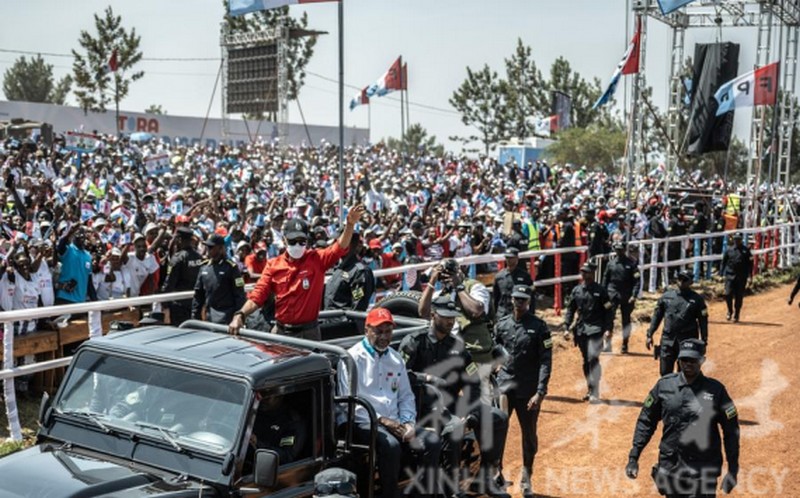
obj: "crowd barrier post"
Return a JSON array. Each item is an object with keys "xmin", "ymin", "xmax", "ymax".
[
  {"xmin": 662, "ymin": 240, "xmax": 670, "ymax": 288},
  {"xmin": 3, "ymin": 322, "xmax": 23, "ymax": 441},
  {"xmin": 649, "ymin": 240, "xmax": 658, "ymax": 293},
  {"xmin": 88, "ymin": 310, "xmax": 103, "ymax": 339},
  {"xmin": 772, "ymin": 228, "xmax": 779, "ymax": 269},
  {"xmin": 554, "ymin": 253, "xmax": 563, "ymax": 316},
  {"xmin": 693, "ymin": 238, "xmax": 702, "ymax": 282},
  {"xmin": 705, "ymin": 236, "xmax": 713, "ymax": 280},
  {"xmin": 528, "ymin": 257, "xmax": 537, "ymax": 282},
  {"xmin": 637, "ymin": 242, "xmax": 645, "ymax": 297},
  {"xmin": 753, "ymin": 232, "xmax": 762, "ymax": 277}
]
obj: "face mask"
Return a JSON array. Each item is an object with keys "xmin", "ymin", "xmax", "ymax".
[{"xmin": 286, "ymin": 244, "xmax": 307, "ymax": 259}]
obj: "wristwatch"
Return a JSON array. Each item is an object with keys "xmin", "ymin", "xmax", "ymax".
[
  {"xmin": 233, "ymin": 310, "xmax": 245, "ymax": 319},
  {"xmin": 455, "ymin": 284, "xmax": 465, "ymax": 293}
]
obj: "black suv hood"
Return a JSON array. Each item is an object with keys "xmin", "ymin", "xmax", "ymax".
[{"xmin": 0, "ymin": 443, "xmax": 212, "ymax": 497}]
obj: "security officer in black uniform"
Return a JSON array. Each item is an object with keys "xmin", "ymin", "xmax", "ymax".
[
  {"xmin": 720, "ymin": 233, "xmax": 752, "ymax": 322},
  {"xmin": 162, "ymin": 226, "xmax": 203, "ymax": 325},
  {"xmin": 689, "ymin": 201, "xmax": 708, "ymax": 276},
  {"xmin": 646, "ymin": 271, "xmax": 709, "ymax": 377},
  {"xmin": 400, "ymin": 295, "xmax": 509, "ymax": 497},
  {"xmin": 492, "ymin": 247, "xmax": 533, "ymax": 321},
  {"xmin": 667, "ymin": 206, "xmax": 688, "ymax": 280},
  {"xmin": 585, "ymin": 208, "xmax": 610, "ymax": 259},
  {"xmin": 323, "ymin": 232, "xmax": 375, "ymax": 316},
  {"xmin": 494, "ymin": 285, "xmax": 552, "ymax": 498},
  {"xmin": 564, "ymin": 261, "xmax": 613, "ymax": 402},
  {"xmin": 709, "ymin": 204, "xmax": 726, "ymax": 271},
  {"xmin": 249, "ymin": 395, "xmax": 308, "ymax": 466},
  {"xmin": 602, "ymin": 241, "xmax": 641, "ymax": 354},
  {"xmin": 625, "ymin": 339, "xmax": 740, "ymax": 497},
  {"xmin": 191, "ymin": 233, "xmax": 247, "ymax": 324}
]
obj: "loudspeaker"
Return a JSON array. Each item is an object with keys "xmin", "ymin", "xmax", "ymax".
[{"xmin": 686, "ymin": 42, "xmax": 740, "ymax": 156}]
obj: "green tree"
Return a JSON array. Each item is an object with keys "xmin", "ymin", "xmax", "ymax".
[
  {"xmin": 386, "ymin": 123, "xmax": 444, "ymax": 156},
  {"xmin": 503, "ymin": 39, "xmax": 550, "ymax": 138},
  {"xmin": 223, "ymin": 3, "xmax": 318, "ymax": 103},
  {"xmin": 3, "ymin": 55, "xmax": 71, "ymax": 105},
  {"xmin": 144, "ymin": 104, "xmax": 166, "ymax": 115},
  {"xmin": 548, "ymin": 56, "xmax": 614, "ymax": 129},
  {"xmin": 449, "ymin": 65, "xmax": 509, "ymax": 154},
  {"xmin": 72, "ymin": 6, "xmax": 144, "ymax": 113},
  {"xmin": 545, "ymin": 124, "xmax": 626, "ymax": 171}
]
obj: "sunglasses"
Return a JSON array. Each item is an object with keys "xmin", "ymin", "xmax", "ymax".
[
  {"xmin": 314, "ymin": 481, "xmax": 356, "ymax": 496},
  {"xmin": 286, "ymin": 238, "xmax": 308, "ymax": 246}
]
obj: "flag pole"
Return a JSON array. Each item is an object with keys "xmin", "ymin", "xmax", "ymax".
[
  {"xmin": 337, "ymin": 0, "xmax": 345, "ymax": 223},
  {"xmin": 400, "ymin": 56, "xmax": 405, "ymax": 152}
]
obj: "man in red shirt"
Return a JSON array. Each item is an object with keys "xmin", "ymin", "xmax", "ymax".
[
  {"xmin": 228, "ymin": 204, "xmax": 365, "ymax": 340},
  {"xmin": 243, "ymin": 242, "xmax": 268, "ymax": 283}
]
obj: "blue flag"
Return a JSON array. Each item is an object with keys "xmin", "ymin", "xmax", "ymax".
[
  {"xmin": 593, "ymin": 72, "xmax": 621, "ymax": 109},
  {"xmin": 657, "ymin": 0, "xmax": 697, "ymax": 14}
]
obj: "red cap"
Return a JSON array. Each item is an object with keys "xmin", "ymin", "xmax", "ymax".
[
  {"xmin": 368, "ymin": 239, "xmax": 383, "ymax": 250},
  {"xmin": 365, "ymin": 307, "xmax": 394, "ymax": 327},
  {"xmin": 215, "ymin": 226, "xmax": 229, "ymax": 237}
]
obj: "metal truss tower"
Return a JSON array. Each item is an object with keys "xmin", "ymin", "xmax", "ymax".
[{"xmin": 632, "ymin": 0, "xmax": 800, "ymax": 217}]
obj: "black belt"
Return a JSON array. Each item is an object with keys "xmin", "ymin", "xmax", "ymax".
[{"xmin": 276, "ymin": 320, "xmax": 319, "ymax": 332}]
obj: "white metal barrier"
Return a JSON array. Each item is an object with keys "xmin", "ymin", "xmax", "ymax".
[{"xmin": 2, "ymin": 221, "xmax": 797, "ymax": 441}]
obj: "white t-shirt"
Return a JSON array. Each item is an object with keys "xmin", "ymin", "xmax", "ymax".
[
  {"xmin": 94, "ymin": 265, "xmax": 131, "ymax": 300},
  {"xmin": 123, "ymin": 253, "xmax": 159, "ymax": 297},
  {"xmin": 433, "ymin": 282, "xmax": 490, "ymax": 335},
  {"xmin": 0, "ymin": 271, "xmax": 42, "ymax": 333},
  {"xmin": 32, "ymin": 260, "xmax": 55, "ymax": 307}
]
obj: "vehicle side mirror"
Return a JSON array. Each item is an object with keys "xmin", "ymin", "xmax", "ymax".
[
  {"xmin": 38, "ymin": 392, "xmax": 51, "ymax": 427},
  {"xmin": 254, "ymin": 449, "xmax": 279, "ymax": 488}
]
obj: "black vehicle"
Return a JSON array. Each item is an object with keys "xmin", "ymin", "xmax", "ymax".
[{"xmin": 0, "ymin": 312, "xmax": 428, "ymax": 498}]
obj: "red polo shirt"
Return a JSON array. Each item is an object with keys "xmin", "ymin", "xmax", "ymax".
[{"xmin": 248, "ymin": 241, "xmax": 348, "ymax": 324}]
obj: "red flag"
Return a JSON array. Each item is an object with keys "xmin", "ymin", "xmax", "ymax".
[
  {"xmin": 621, "ymin": 17, "xmax": 641, "ymax": 75},
  {"xmin": 107, "ymin": 49, "xmax": 119, "ymax": 73},
  {"xmin": 384, "ymin": 57, "xmax": 403, "ymax": 91}
]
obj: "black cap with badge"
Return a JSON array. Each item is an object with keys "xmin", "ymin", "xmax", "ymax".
[
  {"xmin": 284, "ymin": 218, "xmax": 309, "ymax": 239},
  {"xmin": 678, "ymin": 338, "xmax": 706, "ymax": 360},
  {"xmin": 511, "ymin": 285, "xmax": 532, "ymax": 300},
  {"xmin": 504, "ymin": 247, "xmax": 520, "ymax": 258},
  {"xmin": 431, "ymin": 295, "xmax": 461, "ymax": 317}
]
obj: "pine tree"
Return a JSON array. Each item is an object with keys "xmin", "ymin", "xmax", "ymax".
[
  {"xmin": 71, "ymin": 6, "xmax": 144, "ymax": 114},
  {"xmin": 449, "ymin": 65, "xmax": 509, "ymax": 155},
  {"xmin": 503, "ymin": 39, "xmax": 549, "ymax": 138},
  {"xmin": 3, "ymin": 55, "xmax": 71, "ymax": 105}
]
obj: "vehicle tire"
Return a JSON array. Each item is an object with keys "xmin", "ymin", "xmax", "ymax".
[{"xmin": 375, "ymin": 291, "xmax": 422, "ymax": 318}]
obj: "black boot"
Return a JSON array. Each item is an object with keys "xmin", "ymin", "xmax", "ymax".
[{"xmin": 621, "ymin": 339, "xmax": 629, "ymax": 354}]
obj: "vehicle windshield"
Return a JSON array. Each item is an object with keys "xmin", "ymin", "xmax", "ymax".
[{"xmin": 55, "ymin": 350, "xmax": 248, "ymax": 454}]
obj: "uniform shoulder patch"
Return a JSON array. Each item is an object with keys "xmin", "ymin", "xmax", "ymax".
[
  {"xmin": 633, "ymin": 272, "xmax": 640, "ymax": 278},
  {"xmin": 725, "ymin": 405, "xmax": 738, "ymax": 420},
  {"xmin": 701, "ymin": 309, "xmax": 708, "ymax": 316},
  {"xmin": 280, "ymin": 436, "xmax": 295, "ymax": 447},
  {"xmin": 227, "ymin": 260, "xmax": 237, "ymax": 267},
  {"xmin": 543, "ymin": 337, "xmax": 553, "ymax": 349},
  {"xmin": 603, "ymin": 301, "xmax": 613, "ymax": 309},
  {"xmin": 465, "ymin": 362, "xmax": 479, "ymax": 376},
  {"xmin": 644, "ymin": 394, "xmax": 654, "ymax": 408},
  {"xmin": 235, "ymin": 277, "xmax": 245, "ymax": 287}
]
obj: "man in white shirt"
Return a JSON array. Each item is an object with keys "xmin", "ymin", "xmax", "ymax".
[
  {"xmin": 30, "ymin": 240, "xmax": 54, "ymax": 307},
  {"xmin": 338, "ymin": 307, "xmax": 441, "ymax": 498},
  {"xmin": 0, "ymin": 252, "xmax": 42, "ymax": 335},
  {"xmin": 123, "ymin": 235, "xmax": 159, "ymax": 297},
  {"xmin": 94, "ymin": 248, "xmax": 131, "ymax": 300}
]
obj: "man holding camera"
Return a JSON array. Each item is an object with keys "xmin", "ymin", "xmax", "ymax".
[
  {"xmin": 419, "ymin": 258, "xmax": 495, "ymax": 404},
  {"xmin": 402, "ymin": 295, "xmax": 509, "ymax": 497}
]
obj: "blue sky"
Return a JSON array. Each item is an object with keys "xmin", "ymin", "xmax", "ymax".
[{"xmin": 0, "ymin": 0, "xmax": 772, "ymax": 151}]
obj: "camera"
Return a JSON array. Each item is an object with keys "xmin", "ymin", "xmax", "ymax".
[{"xmin": 441, "ymin": 258, "xmax": 459, "ymax": 276}]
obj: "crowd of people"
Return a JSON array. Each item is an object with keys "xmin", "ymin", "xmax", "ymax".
[
  {"xmin": 4, "ymin": 129, "xmax": 794, "ymax": 498},
  {"xmin": 2, "ymin": 131, "xmax": 796, "ymax": 333}
]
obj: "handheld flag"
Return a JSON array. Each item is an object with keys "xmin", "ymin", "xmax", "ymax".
[
  {"xmin": 714, "ymin": 61, "xmax": 779, "ymax": 116},
  {"xmin": 593, "ymin": 18, "xmax": 641, "ymax": 109},
  {"xmin": 657, "ymin": 0, "xmax": 697, "ymax": 15},
  {"xmin": 229, "ymin": 0, "xmax": 337, "ymax": 16},
  {"xmin": 349, "ymin": 87, "xmax": 370, "ymax": 111},
  {"xmin": 366, "ymin": 57, "xmax": 404, "ymax": 98}
]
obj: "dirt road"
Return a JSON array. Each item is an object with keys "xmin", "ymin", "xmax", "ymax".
[{"xmin": 500, "ymin": 282, "xmax": 799, "ymax": 497}]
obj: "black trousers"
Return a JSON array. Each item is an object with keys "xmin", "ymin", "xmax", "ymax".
[
  {"xmin": 352, "ymin": 424, "xmax": 441, "ymax": 498},
  {"xmin": 610, "ymin": 298, "xmax": 635, "ymax": 339},
  {"xmin": 506, "ymin": 394, "xmax": 542, "ymax": 478},
  {"xmin": 576, "ymin": 334, "xmax": 603, "ymax": 396},
  {"xmin": 168, "ymin": 304, "xmax": 191, "ymax": 326},
  {"xmin": 724, "ymin": 278, "xmax": 746, "ymax": 317},
  {"xmin": 441, "ymin": 403, "xmax": 508, "ymax": 489},
  {"xmin": 660, "ymin": 344, "xmax": 679, "ymax": 376}
]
